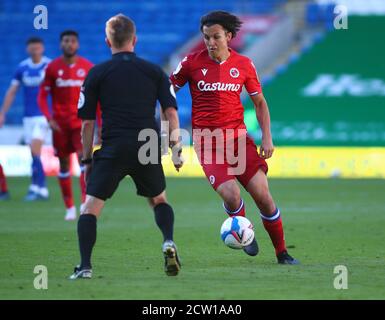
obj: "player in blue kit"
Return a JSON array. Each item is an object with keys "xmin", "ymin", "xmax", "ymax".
[{"xmin": 0, "ymin": 37, "xmax": 51, "ymax": 201}]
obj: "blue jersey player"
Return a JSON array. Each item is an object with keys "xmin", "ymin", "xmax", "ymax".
[{"xmin": 0, "ymin": 37, "xmax": 51, "ymax": 201}]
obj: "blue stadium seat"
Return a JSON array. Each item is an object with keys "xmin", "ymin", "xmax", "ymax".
[
  {"xmin": 306, "ymin": 2, "xmax": 336, "ymax": 28},
  {"xmin": 306, "ymin": 3, "xmax": 321, "ymax": 25}
]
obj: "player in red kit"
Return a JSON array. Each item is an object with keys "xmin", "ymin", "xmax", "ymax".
[
  {"xmin": 38, "ymin": 30, "xmax": 93, "ymax": 221},
  {"xmin": 170, "ymin": 11, "xmax": 299, "ymax": 264}
]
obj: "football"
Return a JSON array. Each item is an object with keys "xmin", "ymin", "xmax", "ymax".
[{"xmin": 220, "ymin": 216, "xmax": 255, "ymax": 249}]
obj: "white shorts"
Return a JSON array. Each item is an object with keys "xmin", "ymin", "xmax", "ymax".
[{"xmin": 23, "ymin": 116, "xmax": 50, "ymax": 145}]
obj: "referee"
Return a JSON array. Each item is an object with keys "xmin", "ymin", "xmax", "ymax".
[{"xmin": 69, "ymin": 14, "xmax": 183, "ymax": 280}]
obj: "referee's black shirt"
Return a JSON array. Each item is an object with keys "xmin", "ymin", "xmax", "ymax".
[{"xmin": 77, "ymin": 51, "xmax": 177, "ymax": 143}]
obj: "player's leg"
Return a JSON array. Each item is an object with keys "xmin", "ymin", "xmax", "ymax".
[
  {"xmin": 29, "ymin": 116, "xmax": 50, "ymax": 200},
  {"xmin": 0, "ymin": 163, "xmax": 10, "ymax": 200},
  {"xmin": 237, "ymin": 136, "xmax": 298, "ymax": 264},
  {"xmin": 197, "ymin": 146, "xmax": 246, "ymax": 217},
  {"xmin": 198, "ymin": 160, "xmax": 258, "ymax": 256},
  {"xmin": 245, "ymin": 169, "xmax": 281, "ymax": 249},
  {"xmin": 245, "ymin": 170, "xmax": 299, "ymax": 265},
  {"xmin": 68, "ymin": 195, "xmax": 104, "ymax": 280},
  {"xmin": 58, "ymin": 155, "xmax": 76, "ymax": 220},
  {"xmin": 131, "ymin": 159, "xmax": 181, "ymax": 276},
  {"xmin": 216, "ymin": 179, "xmax": 245, "ymax": 217},
  {"xmin": 26, "ymin": 138, "xmax": 48, "ymax": 200},
  {"xmin": 69, "ymin": 155, "xmax": 123, "ymax": 280},
  {"xmin": 148, "ymin": 191, "xmax": 175, "ymax": 244},
  {"xmin": 216, "ymin": 179, "xmax": 258, "ymax": 256},
  {"xmin": 148, "ymin": 191, "xmax": 181, "ymax": 276},
  {"xmin": 69, "ymin": 196, "xmax": 104, "ymax": 280},
  {"xmin": 194, "ymin": 139, "xmax": 257, "ymax": 256},
  {"xmin": 53, "ymin": 127, "xmax": 76, "ymax": 219},
  {"xmin": 23, "ymin": 117, "xmax": 39, "ymax": 200},
  {"xmin": 193, "ymin": 136, "xmax": 246, "ymax": 217}
]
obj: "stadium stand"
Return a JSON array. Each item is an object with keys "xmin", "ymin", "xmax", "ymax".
[
  {"xmin": 305, "ymin": 2, "xmax": 336, "ymax": 30},
  {"xmin": 243, "ymin": 16, "xmax": 385, "ymax": 146},
  {"xmin": 0, "ymin": 0, "xmax": 287, "ymax": 126}
]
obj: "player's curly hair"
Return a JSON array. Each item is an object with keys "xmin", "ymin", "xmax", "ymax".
[{"xmin": 200, "ymin": 11, "xmax": 243, "ymax": 39}]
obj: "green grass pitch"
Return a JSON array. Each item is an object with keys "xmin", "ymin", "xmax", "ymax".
[{"xmin": 0, "ymin": 177, "xmax": 384, "ymax": 299}]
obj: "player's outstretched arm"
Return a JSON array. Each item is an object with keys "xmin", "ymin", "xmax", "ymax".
[
  {"xmin": 251, "ymin": 93, "xmax": 274, "ymax": 159},
  {"xmin": 0, "ymin": 84, "xmax": 19, "ymax": 127}
]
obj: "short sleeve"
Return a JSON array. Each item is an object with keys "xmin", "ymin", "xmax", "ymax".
[
  {"xmin": 78, "ymin": 67, "xmax": 99, "ymax": 120},
  {"xmin": 169, "ymin": 56, "xmax": 190, "ymax": 88},
  {"xmin": 158, "ymin": 70, "xmax": 177, "ymax": 111},
  {"xmin": 11, "ymin": 65, "xmax": 23, "ymax": 86},
  {"xmin": 40, "ymin": 63, "xmax": 54, "ymax": 92},
  {"xmin": 244, "ymin": 59, "xmax": 262, "ymax": 96}
]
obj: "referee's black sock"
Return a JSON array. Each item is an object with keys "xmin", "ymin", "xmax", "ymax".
[
  {"xmin": 77, "ymin": 214, "xmax": 97, "ymax": 270},
  {"xmin": 154, "ymin": 203, "xmax": 174, "ymax": 241}
]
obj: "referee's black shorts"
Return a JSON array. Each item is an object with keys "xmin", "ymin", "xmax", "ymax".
[{"xmin": 86, "ymin": 144, "xmax": 166, "ymax": 201}]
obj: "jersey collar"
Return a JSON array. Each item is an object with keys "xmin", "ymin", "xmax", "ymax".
[
  {"xmin": 26, "ymin": 57, "xmax": 47, "ymax": 69},
  {"xmin": 112, "ymin": 51, "xmax": 136, "ymax": 61},
  {"xmin": 207, "ymin": 48, "xmax": 233, "ymax": 65},
  {"xmin": 61, "ymin": 56, "xmax": 79, "ymax": 67}
]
